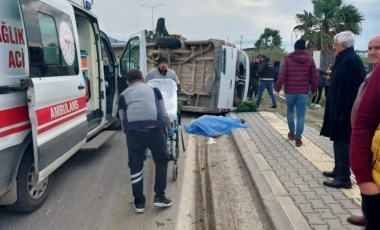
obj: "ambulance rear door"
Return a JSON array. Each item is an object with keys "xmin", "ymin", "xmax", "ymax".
[
  {"xmin": 19, "ymin": 0, "xmax": 87, "ymax": 182},
  {"xmin": 118, "ymin": 31, "xmax": 147, "ymax": 92}
]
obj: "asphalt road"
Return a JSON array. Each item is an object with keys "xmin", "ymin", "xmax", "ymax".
[{"xmin": 0, "ymin": 114, "xmax": 270, "ymax": 230}]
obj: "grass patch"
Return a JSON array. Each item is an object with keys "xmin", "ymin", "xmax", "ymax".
[{"xmin": 235, "ymin": 101, "xmax": 258, "ymax": 112}]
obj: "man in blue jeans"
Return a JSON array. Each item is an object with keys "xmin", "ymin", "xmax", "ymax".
[
  {"xmin": 274, "ymin": 39, "xmax": 318, "ymax": 147},
  {"xmin": 256, "ymin": 55, "xmax": 277, "ymax": 108}
]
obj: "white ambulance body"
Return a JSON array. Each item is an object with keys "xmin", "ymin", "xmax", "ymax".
[{"xmin": 0, "ymin": 0, "xmax": 120, "ymax": 212}]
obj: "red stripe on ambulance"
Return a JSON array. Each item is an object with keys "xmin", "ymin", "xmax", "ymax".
[
  {"xmin": 37, "ymin": 109, "xmax": 86, "ymax": 134},
  {"xmin": 0, "ymin": 124, "xmax": 31, "ymax": 138},
  {"xmin": 36, "ymin": 97, "xmax": 86, "ymax": 126},
  {"xmin": 0, "ymin": 106, "xmax": 29, "ymax": 129}
]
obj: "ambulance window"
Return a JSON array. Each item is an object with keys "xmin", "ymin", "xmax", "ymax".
[
  {"xmin": 101, "ymin": 39, "xmax": 115, "ymax": 75},
  {"xmin": 120, "ymin": 36, "xmax": 140, "ymax": 77},
  {"xmin": 20, "ymin": 0, "xmax": 79, "ymax": 77},
  {"xmin": 38, "ymin": 13, "xmax": 59, "ymax": 65}
]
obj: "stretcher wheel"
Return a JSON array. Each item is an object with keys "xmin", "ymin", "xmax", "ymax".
[
  {"xmin": 175, "ymin": 142, "xmax": 179, "ymax": 159},
  {"xmin": 172, "ymin": 163, "xmax": 178, "ymax": 181}
]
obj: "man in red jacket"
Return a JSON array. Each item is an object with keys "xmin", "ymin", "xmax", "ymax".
[
  {"xmin": 349, "ymin": 34, "xmax": 380, "ymax": 228},
  {"xmin": 274, "ymin": 39, "xmax": 318, "ymax": 147}
]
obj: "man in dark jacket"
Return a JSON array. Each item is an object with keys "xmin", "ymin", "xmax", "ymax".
[
  {"xmin": 248, "ymin": 56, "xmax": 260, "ymax": 99},
  {"xmin": 274, "ymin": 39, "xmax": 318, "ymax": 147},
  {"xmin": 273, "ymin": 57, "xmax": 281, "ymax": 84},
  {"xmin": 119, "ymin": 69, "xmax": 172, "ymax": 213},
  {"xmin": 256, "ymin": 55, "xmax": 277, "ymax": 108},
  {"xmin": 311, "ymin": 68, "xmax": 329, "ymax": 108},
  {"xmin": 320, "ymin": 31, "xmax": 366, "ymax": 189}
]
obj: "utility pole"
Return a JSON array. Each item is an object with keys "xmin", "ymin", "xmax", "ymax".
[
  {"xmin": 140, "ymin": 3, "xmax": 164, "ymax": 33},
  {"xmin": 240, "ymin": 35, "xmax": 243, "ymax": 50}
]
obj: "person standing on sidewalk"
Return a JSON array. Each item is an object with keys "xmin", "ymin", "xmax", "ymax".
[
  {"xmin": 119, "ymin": 69, "xmax": 172, "ymax": 213},
  {"xmin": 256, "ymin": 55, "xmax": 277, "ymax": 108},
  {"xmin": 274, "ymin": 39, "xmax": 318, "ymax": 147},
  {"xmin": 247, "ymin": 56, "xmax": 260, "ymax": 100},
  {"xmin": 311, "ymin": 68, "xmax": 329, "ymax": 108},
  {"xmin": 348, "ymin": 35, "xmax": 380, "ymax": 228},
  {"xmin": 323, "ymin": 64, "xmax": 332, "ymax": 98},
  {"xmin": 273, "ymin": 56, "xmax": 281, "ymax": 85},
  {"xmin": 321, "ymin": 31, "xmax": 366, "ymax": 189}
]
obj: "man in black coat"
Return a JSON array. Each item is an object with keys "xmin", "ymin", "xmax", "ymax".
[
  {"xmin": 255, "ymin": 55, "xmax": 277, "ymax": 108},
  {"xmin": 248, "ymin": 56, "xmax": 260, "ymax": 99},
  {"xmin": 320, "ymin": 31, "xmax": 366, "ymax": 189}
]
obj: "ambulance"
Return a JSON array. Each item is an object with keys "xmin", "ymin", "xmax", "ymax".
[{"xmin": 0, "ymin": 0, "xmax": 120, "ymax": 212}]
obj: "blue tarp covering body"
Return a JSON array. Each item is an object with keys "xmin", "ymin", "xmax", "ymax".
[{"xmin": 184, "ymin": 115, "xmax": 248, "ymax": 137}]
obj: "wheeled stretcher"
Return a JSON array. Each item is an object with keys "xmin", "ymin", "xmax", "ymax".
[{"xmin": 147, "ymin": 79, "xmax": 182, "ymax": 180}]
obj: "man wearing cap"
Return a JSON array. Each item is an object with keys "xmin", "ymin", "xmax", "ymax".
[
  {"xmin": 274, "ymin": 39, "xmax": 318, "ymax": 147},
  {"xmin": 119, "ymin": 69, "xmax": 172, "ymax": 213},
  {"xmin": 145, "ymin": 56, "xmax": 180, "ymax": 87}
]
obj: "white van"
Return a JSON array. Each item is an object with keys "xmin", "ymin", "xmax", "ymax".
[
  {"xmin": 118, "ymin": 28, "xmax": 250, "ymax": 114},
  {"xmin": 0, "ymin": 0, "xmax": 120, "ymax": 212}
]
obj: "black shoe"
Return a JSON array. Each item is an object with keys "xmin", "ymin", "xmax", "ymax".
[
  {"xmin": 270, "ymin": 105, "xmax": 277, "ymax": 108},
  {"xmin": 322, "ymin": 171, "xmax": 336, "ymax": 178},
  {"xmin": 323, "ymin": 179, "xmax": 352, "ymax": 189},
  {"xmin": 153, "ymin": 196, "xmax": 172, "ymax": 208},
  {"xmin": 347, "ymin": 215, "xmax": 365, "ymax": 226},
  {"xmin": 134, "ymin": 203, "xmax": 145, "ymax": 213},
  {"xmin": 295, "ymin": 139, "xmax": 303, "ymax": 147},
  {"xmin": 287, "ymin": 132, "xmax": 294, "ymax": 141}
]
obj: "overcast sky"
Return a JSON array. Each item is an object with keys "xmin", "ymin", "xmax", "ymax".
[{"xmin": 92, "ymin": 0, "xmax": 378, "ymax": 52}]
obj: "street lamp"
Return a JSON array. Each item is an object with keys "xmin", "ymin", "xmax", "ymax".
[{"xmin": 140, "ymin": 3, "xmax": 164, "ymax": 33}]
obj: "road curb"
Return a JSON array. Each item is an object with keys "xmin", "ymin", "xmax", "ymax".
[{"xmin": 231, "ymin": 128, "xmax": 311, "ymax": 230}]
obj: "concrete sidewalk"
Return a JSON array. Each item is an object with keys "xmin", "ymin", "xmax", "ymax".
[{"xmin": 231, "ymin": 111, "xmax": 363, "ymax": 230}]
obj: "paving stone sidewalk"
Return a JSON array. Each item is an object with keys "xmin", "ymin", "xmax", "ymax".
[{"xmin": 231, "ymin": 111, "xmax": 363, "ymax": 230}]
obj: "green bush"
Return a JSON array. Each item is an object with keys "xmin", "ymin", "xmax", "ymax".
[{"xmin": 235, "ymin": 101, "xmax": 257, "ymax": 112}]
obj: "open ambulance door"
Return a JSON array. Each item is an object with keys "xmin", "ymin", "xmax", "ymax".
[
  {"xmin": 99, "ymin": 31, "xmax": 119, "ymax": 121},
  {"xmin": 118, "ymin": 31, "xmax": 147, "ymax": 93},
  {"xmin": 20, "ymin": 0, "xmax": 87, "ymax": 183},
  {"xmin": 217, "ymin": 45, "xmax": 238, "ymax": 110}
]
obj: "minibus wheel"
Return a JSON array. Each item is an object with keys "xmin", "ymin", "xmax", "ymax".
[{"xmin": 155, "ymin": 36, "xmax": 182, "ymax": 49}]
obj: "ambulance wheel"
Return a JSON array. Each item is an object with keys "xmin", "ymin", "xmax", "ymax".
[
  {"xmin": 172, "ymin": 163, "xmax": 178, "ymax": 181},
  {"xmin": 6, "ymin": 149, "xmax": 51, "ymax": 213},
  {"xmin": 155, "ymin": 36, "xmax": 182, "ymax": 49}
]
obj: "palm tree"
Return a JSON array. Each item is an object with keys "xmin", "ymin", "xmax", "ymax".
[
  {"xmin": 294, "ymin": 0, "xmax": 364, "ymax": 50},
  {"xmin": 254, "ymin": 28, "xmax": 282, "ymax": 49}
]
